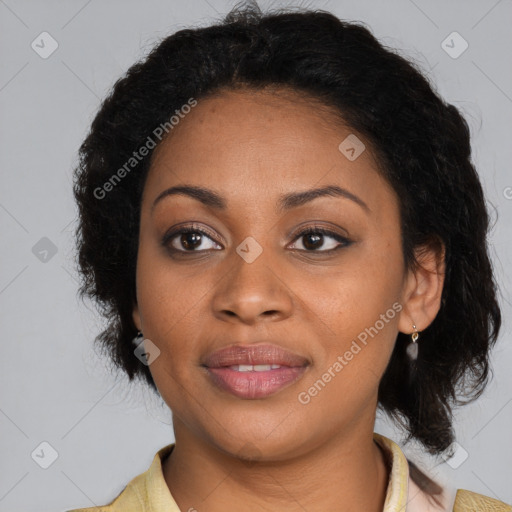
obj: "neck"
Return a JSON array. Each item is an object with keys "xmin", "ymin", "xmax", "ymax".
[{"xmin": 163, "ymin": 418, "xmax": 389, "ymax": 512}]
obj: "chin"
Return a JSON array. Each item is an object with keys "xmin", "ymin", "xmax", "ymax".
[{"xmin": 202, "ymin": 418, "xmax": 312, "ymax": 463}]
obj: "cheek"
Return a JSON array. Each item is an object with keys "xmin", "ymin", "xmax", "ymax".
[
  {"xmin": 134, "ymin": 239, "xmax": 212, "ymax": 383},
  {"xmin": 310, "ymin": 239, "xmax": 403, "ymax": 332},
  {"xmin": 135, "ymin": 266, "xmax": 203, "ymax": 411},
  {"xmin": 297, "ymin": 299, "xmax": 400, "ymax": 422},
  {"xmin": 300, "ymin": 238, "xmax": 403, "ymax": 389},
  {"xmin": 135, "ymin": 224, "xmax": 210, "ymax": 327}
]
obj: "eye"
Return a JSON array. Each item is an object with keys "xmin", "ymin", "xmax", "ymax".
[
  {"xmin": 162, "ymin": 224, "xmax": 352, "ymax": 255},
  {"xmin": 289, "ymin": 226, "xmax": 352, "ymax": 252},
  {"xmin": 162, "ymin": 225, "xmax": 223, "ymax": 253}
]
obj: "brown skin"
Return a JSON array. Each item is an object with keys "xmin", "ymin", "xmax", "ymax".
[{"xmin": 132, "ymin": 88, "xmax": 445, "ymax": 511}]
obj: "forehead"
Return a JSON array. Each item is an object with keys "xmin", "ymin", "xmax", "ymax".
[{"xmin": 143, "ymin": 88, "xmax": 396, "ymax": 216}]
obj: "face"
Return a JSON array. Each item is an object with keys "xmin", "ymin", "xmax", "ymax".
[{"xmin": 133, "ymin": 88, "xmax": 431, "ymax": 460}]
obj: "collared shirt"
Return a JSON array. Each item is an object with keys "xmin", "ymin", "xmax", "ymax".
[{"xmin": 68, "ymin": 433, "xmax": 510, "ymax": 512}]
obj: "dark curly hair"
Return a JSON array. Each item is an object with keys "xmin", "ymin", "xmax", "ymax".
[{"xmin": 73, "ymin": 1, "xmax": 501, "ymax": 467}]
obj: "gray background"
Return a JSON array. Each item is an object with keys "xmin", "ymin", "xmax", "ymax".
[{"xmin": 0, "ymin": 0, "xmax": 511, "ymax": 510}]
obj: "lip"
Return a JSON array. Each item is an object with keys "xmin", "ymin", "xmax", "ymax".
[
  {"xmin": 203, "ymin": 344, "xmax": 309, "ymax": 368},
  {"xmin": 203, "ymin": 343, "xmax": 309, "ymax": 399}
]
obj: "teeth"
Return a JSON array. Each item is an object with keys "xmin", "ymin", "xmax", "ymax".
[{"xmin": 228, "ymin": 364, "xmax": 283, "ymax": 371}]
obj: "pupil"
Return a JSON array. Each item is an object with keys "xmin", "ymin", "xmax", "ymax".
[
  {"xmin": 303, "ymin": 233, "xmax": 323, "ymax": 250},
  {"xmin": 182, "ymin": 232, "xmax": 202, "ymax": 250}
]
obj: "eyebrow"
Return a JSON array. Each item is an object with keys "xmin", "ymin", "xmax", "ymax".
[{"xmin": 151, "ymin": 184, "xmax": 370, "ymax": 214}]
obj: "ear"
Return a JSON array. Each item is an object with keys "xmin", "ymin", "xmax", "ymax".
[
  {"xmin": 398, "ymin": 239, "xmax": 446, "ymax": 335},
  {"xmin": 132, "ymin": 302, "xmax": 142, "ymax": 332}
]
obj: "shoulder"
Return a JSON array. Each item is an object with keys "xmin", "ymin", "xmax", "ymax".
[
  {"xmin": 453, "ymin": 489, "xmax": 512, "ymax": 511},
  {"xmin": 66, "ymin": 444, "xmax": 177, "ymax": 512},
  {"xmin": 66, "ymin": 472, "xmax": 147, "ymax": 512}
]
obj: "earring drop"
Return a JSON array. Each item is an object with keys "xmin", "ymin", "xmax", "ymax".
[
  {"xmin": 132, "ymin": 331, "xmax": 144, "ymax": 347},
  {"xmin": 406, "ymin": 324, "xmax": 419, "ymax": 361}
]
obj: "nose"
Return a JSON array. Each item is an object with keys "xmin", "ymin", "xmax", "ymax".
[{"xmin": 211, "ymin": 246, "xmax": 294, "ymax": 325}]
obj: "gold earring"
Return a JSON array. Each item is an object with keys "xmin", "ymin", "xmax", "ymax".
[{"xmin": 406, "ymin": 324, "xmax": 419, "ymax": 361}]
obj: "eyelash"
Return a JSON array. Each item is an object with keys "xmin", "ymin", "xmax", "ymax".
[{"xmin": 162, "ymin": 224, "xmax": 352, "ymax": 255}]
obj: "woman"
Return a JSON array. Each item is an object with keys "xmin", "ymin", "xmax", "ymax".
[{"xmin": 69, "ymin": 3, "xmax": 511, "ymax": 511}]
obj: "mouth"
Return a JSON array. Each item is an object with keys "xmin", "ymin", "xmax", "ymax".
[{"xmin": 202, "ymin": 343, "xmax": 309, "ymax": 399}]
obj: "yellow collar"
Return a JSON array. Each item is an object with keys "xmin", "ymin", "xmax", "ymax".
[
  {"xmin": 373, "ymin": 432, "xmax": 410, "ymax": 511},
  {"xmin": 68, "ymin": 432, "xmax": 510, "ymax": 511}
]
